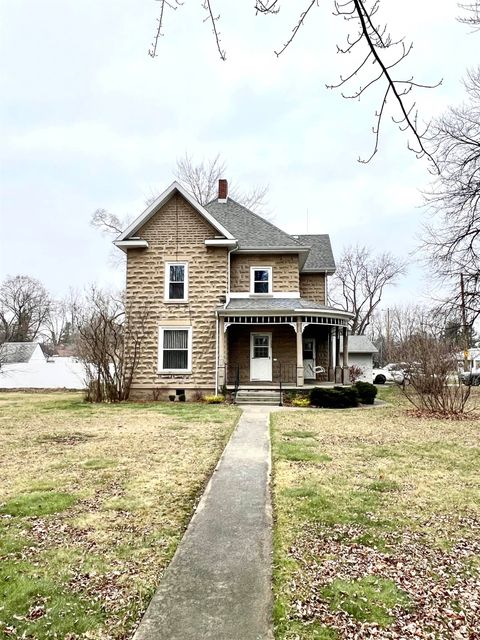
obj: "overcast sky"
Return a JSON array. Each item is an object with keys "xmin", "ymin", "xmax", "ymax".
[{"xmin": 1, "ymin": 1, "xmax": 478, "ymax": 307}]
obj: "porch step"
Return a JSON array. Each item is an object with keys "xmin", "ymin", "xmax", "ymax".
[{"xmin": 235, "ymin": 390, "xmax": 281, "ymax": 406}]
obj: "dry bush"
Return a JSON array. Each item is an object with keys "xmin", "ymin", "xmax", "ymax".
[{"xmin": 395, "ymin": 335, "xmax": 471, "ymax": 416}]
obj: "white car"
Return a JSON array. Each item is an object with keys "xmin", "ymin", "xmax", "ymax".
[{"xmin": 372, "ymin": 364, "xmax": 405, "ymax": 385}]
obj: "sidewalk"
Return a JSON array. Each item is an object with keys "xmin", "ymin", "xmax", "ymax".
[{"xmin": 133, "ymin": 405, "xmax": 274, "ymax": 640}]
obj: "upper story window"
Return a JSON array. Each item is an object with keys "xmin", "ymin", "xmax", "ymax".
[
  {"xmin": 165, "ymin": 262, "xmax": 188, "ymax": 302},
  {"xmin": 250, "ymin": 267, "xmax": 272, "ymax": 294}
]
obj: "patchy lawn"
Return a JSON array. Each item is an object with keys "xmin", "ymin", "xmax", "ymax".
[
  {"xmin": 271, "ymin": 386, "xmax": 480, "ymax": 639},
  {"xmin": 0, "ymin": 392, "xmax": 239, "ymax": 639}
]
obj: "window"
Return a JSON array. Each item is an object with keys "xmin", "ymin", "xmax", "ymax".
[
  {"xmin": 165, "ymin": 262, "xmax": 188, "ymax": 302},
  {"xmin": 250, "ymin": 267, "xmax": 272, "ymax": 294},
  {"xmin": 158, "ymin": 326, "xmax": 192, "ymax": 372}
]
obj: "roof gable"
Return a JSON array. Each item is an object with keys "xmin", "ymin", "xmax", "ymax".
[
  {"xmin": 115, "ymin": 182, "xmax": 235, "ymax": 243},
  {"xmin": 0, "ymin": 342, "xmax": 44, "ymax": 364},
  {"xmin": 295, "ymin": 235, "xmax": 336, "ymax": 272}
]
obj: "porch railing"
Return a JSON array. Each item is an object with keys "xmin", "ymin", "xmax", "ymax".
[{"xmin": 225, "ymin": 361, "xmax": 298, "ymax": 386}]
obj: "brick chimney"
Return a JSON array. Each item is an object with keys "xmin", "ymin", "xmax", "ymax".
[{"xmin": 218, "ymin": 179, "xmax": 228, "ymax": 202}]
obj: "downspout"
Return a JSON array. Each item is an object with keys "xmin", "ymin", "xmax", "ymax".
[
  {"xmin": 216, "ymin": 245, "xmax": 236, "ymax": 395},
  {"xmin": 215, "ymin": 311, "xmax": 219, "ymax": 395}
]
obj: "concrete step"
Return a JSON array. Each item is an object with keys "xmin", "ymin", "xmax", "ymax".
[{"xmin": 235, "ymin": 390, "xmax": 281, "ymax": 406}]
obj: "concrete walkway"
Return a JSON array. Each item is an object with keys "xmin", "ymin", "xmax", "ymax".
[{"xmin": 133, "ymin": 406, "xmax": 274, "ymax": 640}]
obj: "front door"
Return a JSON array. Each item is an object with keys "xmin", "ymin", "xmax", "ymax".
[
  {"xmin": 250, "ymin": 333, "xmax": 272, "ymax": 381},
  {"xmin": 303, "ymin": 338, "xmax": 316, "ymax": 379}
]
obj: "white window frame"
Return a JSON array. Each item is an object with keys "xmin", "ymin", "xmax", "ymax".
[
  {"xmin": 158, "ymin": 326, "xmax": 192, "ymax": 373},
  {"xmin": 250, "ymin": 266, "xmax": 272, "ymax": 295},
  {"xmin": 164, "ymin": 261, "xmax": 189, "ymax": 303}
]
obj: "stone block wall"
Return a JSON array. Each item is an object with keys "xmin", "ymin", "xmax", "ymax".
[
  {"xmin": 299, "ymin": 274, "xmax": 326, "ymax": 304},
  {"xmin": 125, "ymin": 193, "xmax": 228, "ymax": 397},
  {"xmin": 230, "ymin": 254, "xmax": 299, "ymax": 292}
]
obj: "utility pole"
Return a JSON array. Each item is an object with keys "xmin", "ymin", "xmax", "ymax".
[
  {"xmin": 386, "ymin": 307, "xmax": 391, "ymax": 364},
  {"xmin": 460, "ymin": 273, "xmax": 469, "ymax": 372}
]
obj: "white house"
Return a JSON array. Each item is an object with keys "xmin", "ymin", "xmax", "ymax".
[{"xmin": 0, "ymin": 342, "xmax": 86, "ymax": 390}]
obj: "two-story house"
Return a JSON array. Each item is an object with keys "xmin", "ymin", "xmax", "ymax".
[{"xmin": 115, "ymin": 180, "xmax": 352, "ymax": 400}]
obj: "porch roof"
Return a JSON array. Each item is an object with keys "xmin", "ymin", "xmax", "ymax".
[{"xmin": 219, "ymin": 297, "xmax": 353, "ymax": 318}]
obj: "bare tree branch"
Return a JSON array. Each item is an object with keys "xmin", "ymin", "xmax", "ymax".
[
  {"xmin": 148, "ymin": 0, "xmax": 183, "ymax": 58},
  {"xmin": 148, "ymin": 1, "xmax": 441, "ymax": 164},
  {"xmin": 330, "ymin": 245, "xmax": 407, "ymax": 335}
]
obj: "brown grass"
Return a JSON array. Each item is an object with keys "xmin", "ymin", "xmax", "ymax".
[
  {"xmin": 271, "ymin": 386, "xmax": 480, "ymax": 639},
  {"xmin": 0, "ymin": 392, "xmax": 240, "ymax": 639}
]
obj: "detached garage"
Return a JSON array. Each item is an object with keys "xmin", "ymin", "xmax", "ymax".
[{"xmin": 340, "ymin": 335, "xmax": 378, "ymax": 383}]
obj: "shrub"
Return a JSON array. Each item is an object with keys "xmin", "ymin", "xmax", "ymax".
[
  {"xmin": 354, "ymin": 381, "xmax": 378, "ymax": 405},
  {"xmin": 282, "ymin": 390, "xmax": 309, "ymax": 406},
  {"xmin": 310, "ymin": 386, "xmax": 359, "ymax": 409},
  {"xmin": 349, "ymin": 364, "xmax": 364, "ymax": 383},
  {"xmin": 291, "ymin": 396, "xmax": 311, "ymax": 408},
  {"xmin": 204, "ymin": 395, "xmax": 225, "ymax": 404}
]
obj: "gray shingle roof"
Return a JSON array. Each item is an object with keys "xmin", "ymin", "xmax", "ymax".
[
  {"xmin": 0, "ymin": 342, "xmax": 41, "ymax": 364},
  {"xmin": 222, "ymin": 298, "xmax": 340, "ymax": 312},
  {"xmin": 205, "ymin": 199, "xmax": 335, "ymax": 272},
  {"xmin": 343, "ymin": 335, "xmax": 378, "ymax": 354},
  {"xmin": 205, "ymin": 198, "xmax": 305, "ymax": 250},
  {"xmin": 294, "ymin": 234, "xmax": 336, "ymax": 272}
]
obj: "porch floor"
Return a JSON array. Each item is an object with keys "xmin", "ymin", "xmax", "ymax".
[{"xmin": 226, "ymin": 382, "xmax": 337, "ymax": 391}]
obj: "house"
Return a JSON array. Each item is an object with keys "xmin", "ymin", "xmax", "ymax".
[
  {"xmin": 0, "ymin": 342, "xmax": 85, "ymax": 390},
  {"xmin": 341, "ymin": 335, "xmax": 378, "ymax": 382},
  {"xmin": 115, "ymin": 180, "xmax": 353, "ymax": 400}
]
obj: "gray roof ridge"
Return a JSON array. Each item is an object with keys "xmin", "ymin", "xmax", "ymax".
[{"xmin": 205, "ymin": 197, "xmax": 306, "ymax": 248}]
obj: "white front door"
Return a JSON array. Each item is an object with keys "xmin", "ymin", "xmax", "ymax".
[
  {"xmin": 250, "ymin": 333, "xmax": 272, "ymax": 381},
  {"xmin": 303, "ymin": 338, "xmax": 316, "ymax": 379}
]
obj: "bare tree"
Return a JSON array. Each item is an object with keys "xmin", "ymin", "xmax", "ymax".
[
  {"xmin": 330, "ymin": 245, "xmax": 407, "ymax": 335},
  {"xmin": 43, "ymin": 289, "xmax": 80, "ymax": 351},
  {"xmin": 148, "ymin": 1, "xmax": 439, "ymax": 164},
  {"xmin": 174, "ymin": 153, "xmax": 269, "ymax": 214},
  {"xmin": 423, "ymin": 67, "xmax": 480, "ymax": 330},
  {"xmin": 75, "ymin": 288, "xmax": 147, "ymax": 402},
  {"xmin": 459, "ymin": 2, "xmax": 480, "ymax": 29},
  {"xmin": 395, "ymin": 334, "xmax": 472, "ymax": 416},
  {"xmin": 90, "ymin": 209, "xmax": 124, "ymax": 236},
  {"xmin": 0, "ymin": 275, "xmax": 51, "ymax": 343}
]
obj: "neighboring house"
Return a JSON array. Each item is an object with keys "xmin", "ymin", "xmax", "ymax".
[
  {"xmin": 341, "ymin": 335, "xmax": 378, "ymax": 382},
  {"xmin": 115, "ymin": 180, "xmax": 353, "ymax": 400},
  {"xmin": 457, "ymin": 348, "xmax": 480, "ymax": 371},
  {"xmin": 0, "ymin": 342, "xmax": 85, "ymax": 390}
]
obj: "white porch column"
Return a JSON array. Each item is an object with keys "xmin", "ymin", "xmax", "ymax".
[
  {"xmin": 218, "ymin": 316, "xmax": 226, "ymax": 388},
  {"xmin": 296, "ymin": 318, "xmax": 304, "ymax": 387},
  {"xmin": 342, "ymin": 326, "xmax": 349, "ymax": 384},
  {"xmin": 328, "ymin": 327, "xmax": 334, "ymax": 382},
  {"xmin": 335, "ymin": 327, "xmax": 342, "ymax": 383}
]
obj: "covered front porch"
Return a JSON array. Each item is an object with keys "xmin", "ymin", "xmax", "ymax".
[{"xmin": 216, "ymin": 307, "xmax": 353, "ymax": 391}]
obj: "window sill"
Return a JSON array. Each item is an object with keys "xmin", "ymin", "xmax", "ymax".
[
  {"xmin": 158, "ymin": 370, "xmax": 192, "ymax": 375},
  {"xmin": 163, "ymin": 299, "xmax": 189, "ymax": 304},
  {"xmin": 249, "ymin": 293, "xmax": 273, "ymax": 298}
]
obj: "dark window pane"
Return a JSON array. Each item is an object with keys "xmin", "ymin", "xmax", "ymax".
[
  {"xmin": 254, "ymin": 270, "xmax": 269, "ymax": 282},
  {"xmin": 170, "ymin": 265, "xmax": 185, "ymax": 282},
  {"xmin": 254, "ymin": 347, "xmax": 269, "ymax": 358},
  {"xmin": 163, "ymin": 349, "xmax": 188, "ymax": 369},
  {"xmin": 169, "ymin": 282, "xmax": 185, "ymax": 299},
  {"xmin": 254, "ymin": 336, "xmax": 269, "ymax": 347},
  {"xmin": 254, "ymin": 281, "xmax": 269, "ymax": 293}
]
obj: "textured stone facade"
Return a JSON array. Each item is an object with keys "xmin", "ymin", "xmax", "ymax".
[
  {"xmin": 230, "ymin": 254, "xmax": 299, "ymax": 292},
  {"xmin": 125, "ymin": 194, "xmax": 227, "ymax": 398},
  {"xmin": 299, "ymin": 274, "xmax": 326, "ymax": 304}
]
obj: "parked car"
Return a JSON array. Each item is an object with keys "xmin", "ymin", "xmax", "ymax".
[
  {"xmin": 460, "ymin": 369, "xmax": 480, "ymax": 386},
  {"xmin": 372, "ymin": 364, "xmax": 405, "ymax": 385}
]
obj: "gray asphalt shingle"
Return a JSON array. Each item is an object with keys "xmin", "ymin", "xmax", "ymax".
[
  {"xmin": 0, "ymin": 342, "xmax": 41, "ymax": 364},
  {"xmin": 294, "ymin": 234, "xmax": 336, "ymax": 272},
  {"xmin": 222, "ymin": 298, "xmax": 340, "ymax": 312},
  {"xmin": 205, "ymin": 199, "xmax": 335, "ymax": 272},
  {"xmin": 205, "ymin": 198, "xmax": 305, "ymax": 250}
]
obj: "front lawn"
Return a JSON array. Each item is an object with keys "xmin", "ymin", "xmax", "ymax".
[
  {"xmin": 271, "ymin": 386, "xmax": 480, "ymax": 639},
  {"xmin": 0, "ymin": 392, "xmax": 239, "ymax": 639}
]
